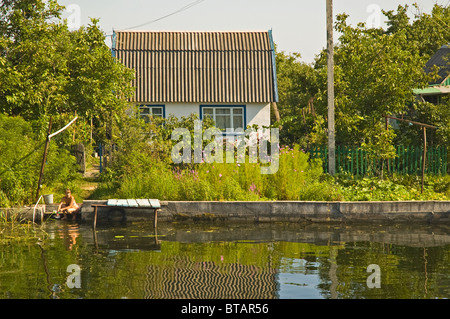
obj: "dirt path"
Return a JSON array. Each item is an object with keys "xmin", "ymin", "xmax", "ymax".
[{"xmin": 79, "ymin": 164, "xmax": 100, "ymax": 200}]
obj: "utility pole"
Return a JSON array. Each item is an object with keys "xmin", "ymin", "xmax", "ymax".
[{"xmin": 326, "ymin": 0, "xmax": 335, "ymax": 176}]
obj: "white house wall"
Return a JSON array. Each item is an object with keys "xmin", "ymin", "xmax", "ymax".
[
  {"xmin": 245, "ymin": 103, "xmax": 271, "ymax": 128},
  {"xmin": 162, "ymin": 103, "xmax": 271, "ymax": 128}
]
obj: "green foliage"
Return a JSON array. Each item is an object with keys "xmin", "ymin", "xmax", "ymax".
[
  {"xmin": 0, "ymin": 0, "xmax": 134, "ymax": 144},
  {"xmin": 97, "ymin": 116, "xmax": 345, "ymax": 201},
  {"xmin": 0, "ymin": 114, "xmax": 79, "ymax": 207},
  {"xmin": 274, "ymin": 50, "xmax": 321, "ymax": 146},
  {"xmin": 335, "ymin": 173, "xmax": 449, "ymax": 201},
  {"xmin": 274, "ymin": 3, "xmax": 449, "ymax": 152},
  {"xmin": 384, "ymin": 3, "xmax": 450, "ymax": 57},
  {"xmin": 316, "ymin": 12, "xmax": 430, "ymax": 146},
  {"xmin": 92, "ymin": 110, "xmax": 448, "ymax": 202},
  {"xmin": 399, "ymin": 98, "xmax": 450, "ymax": 147}
]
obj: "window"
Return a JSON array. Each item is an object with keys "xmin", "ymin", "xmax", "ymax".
[
  {"xmin": 139, "ymin": 105, "xmax": 164, "ymax": 123},
  {"xmin": 200, "ymin": 106, "xmax": 245, "ymax": 131}
]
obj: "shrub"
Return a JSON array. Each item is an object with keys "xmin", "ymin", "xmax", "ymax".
[{"xmin": 0, "ymin": 114, "xmax": 80, "ymax": 207}]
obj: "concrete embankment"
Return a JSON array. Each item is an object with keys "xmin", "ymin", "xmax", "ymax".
[
  {"xmin": 2, "ymin": 200, "xmax": 449, "ymax": 224},
  {"xmin": 79, "ymin": 200, "xmax": 450, "ymax": 224}
]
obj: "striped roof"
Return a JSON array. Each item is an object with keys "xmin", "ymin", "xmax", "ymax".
[{"xmin": 112, "ymin": 30, "xmax": 278, "ymax": 103}]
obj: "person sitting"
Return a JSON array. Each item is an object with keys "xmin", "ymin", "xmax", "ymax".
[{"xmin": 55, "ymin": 189, "xmax": 79, "ymax": 220}]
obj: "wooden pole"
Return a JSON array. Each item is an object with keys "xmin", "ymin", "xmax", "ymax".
[
  {"xmin": 327, "ymin": 0, "xmax": 335, "ymax": 176},
  {"xmin": 93, "ymin": 205, "xmax": 98, "ymax": 230},
  {"xmin": 383, "ymin": 115, "xmax": 437, "ymax": 129},
  {"xmin": 35, "ymin": 117, "xmax": 52, "ymax": 202},
  {"xmin": 382, "ymin": 115, "xmax": 436, "ymax": 192},
  {"xmin": 271, "ymin": 102, "xmax": 281, "ymax": 123},
  {"xmin": 422, "ymin": 127, "xmax": 427, "ymax": 194}
]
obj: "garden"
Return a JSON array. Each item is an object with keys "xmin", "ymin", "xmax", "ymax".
[{"xmin": 0, "ymin": 1, "xmax": 449, "ymax": 208}]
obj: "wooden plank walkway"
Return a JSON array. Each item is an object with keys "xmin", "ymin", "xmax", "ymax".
[{"xmin": 92, "ymin": 199, "xmax": 161, "ymax": 229}]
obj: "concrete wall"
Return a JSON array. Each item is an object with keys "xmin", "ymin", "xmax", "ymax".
[
  {"xmin": 4, "ymin": 200, "xmax": 448, "ymax": 224},
  {"xmin": 79, "ymin": 200, "xmax": 450, "ymax": 224}
]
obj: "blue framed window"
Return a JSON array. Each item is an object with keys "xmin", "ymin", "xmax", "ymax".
[
  {"xmin": 200, "ymin": 105, "xmax": 246, "ymax": 131},
  {"xmin": 138, "ymin": 104, "xmax": 165, "ymax": 123}
]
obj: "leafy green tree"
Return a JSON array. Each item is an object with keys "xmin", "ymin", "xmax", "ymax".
[
  {"xmin": 383, "ymin": 4, "xmax": 450, "ymax": 148},
  {"xmin": 0, "ymin": 0, "xmax": 135, "ymax": 203},
  {"xmin": 0, "ymin": 0, "xmax": 134, "ymax": 141},
  {"xmin": 314, "ymin": 12, "xmax": 432, "ymax": 147},
  {"xmin": 0, "ymin": 114, "xmax": 78, "ymax": 207},
  {"xmin": 274, "ymin": 50, "xmax": 323, "ymax": 146},
  {"xmin": 274, "ymin": 4, "xmax": 449, "ymax": 155},
  {"xmin": 384, "ymin": 4, "xmax": 450, "ymax": 57}
]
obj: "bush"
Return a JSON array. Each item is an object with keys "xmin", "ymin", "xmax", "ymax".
[
  {"xmin": 101, "ymin": 135, "xmax": 343, "ymax": 201},
  {"xmin": 335, "ymin": 174, "xmax": 449, "ymax": 201},
  {"xmin": 0, "ymin": 114, "xmax": 80, "ymax": 207},
  {"xmin": 94, "ymin": 112, "xmax": 448, "ymax": 202}
]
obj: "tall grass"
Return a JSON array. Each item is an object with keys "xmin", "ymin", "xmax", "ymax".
[
  {"xmin": 90, "ymin": 113, "xmax": 448, "ymax": 202},
  {"xmin": 0, "ymin": 210, "xmax": 48, "ymax": 244},
  {"xmin": 108, "ymin": 144, "xmax": 344, "ymax": 201}
]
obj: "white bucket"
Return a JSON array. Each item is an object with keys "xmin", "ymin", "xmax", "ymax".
[{"xmin": 43, "ymin": 194, "xmax": 53, "ymax": 204}]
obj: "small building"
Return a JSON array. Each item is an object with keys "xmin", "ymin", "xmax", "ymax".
[
  {"xmin": 414, "ymin": 44, "xmax": 450, "ymax": 104},
  {"xmin": 111, "ymin": 30, "xmax": 279, "ymax": 131}
]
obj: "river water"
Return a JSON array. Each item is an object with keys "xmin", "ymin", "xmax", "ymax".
[{"xmin": 0, "ymin": 220, "xmax": 449, "ymax": 299}]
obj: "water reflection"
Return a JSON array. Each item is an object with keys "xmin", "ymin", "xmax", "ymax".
[
  {"xmin": 0, "ymin": 221, "xmax": 449, "ymax": 299},
  {"xmin": 53, "ymin": 222, "xmax": 80, "ymax": 251}
]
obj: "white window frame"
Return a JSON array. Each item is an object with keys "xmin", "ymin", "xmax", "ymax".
[
  {"xmin": 138, "ymin": 105, "xmax": 165, "ymax": 123},
  {"xmin": 200, "ymin": 105, "xmax": 246, "ymax": 132}
]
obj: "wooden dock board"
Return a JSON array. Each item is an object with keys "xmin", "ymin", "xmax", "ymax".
[
  {"xmin": 136, "ymin": 199, "xmax": 151, "ymax": 207},
  {"xmin": 116, "ymin": 199, "xmax": 128, "ymax": 207},
  {"xmin": 105, "ymin": 199, "xmax": 160, "ymax": 208},
  {"xmin": 92, "ymin": 198, "xmax": 161, "ymax": 230},
  {"xmin": 127, "ymin": 199, "xmax": 139, "ymax": 207},
  {"xmin": 149, "ymin": 199, "xmax": 161, "ymax": 208},
  {"xmin": 107, "ymin": 199, "xmax": 118, "ymax": 206}
]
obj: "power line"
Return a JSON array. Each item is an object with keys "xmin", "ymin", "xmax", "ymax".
[{"xmin": 124, "ymin": 0, "xmax": 206, "ymax": 30}]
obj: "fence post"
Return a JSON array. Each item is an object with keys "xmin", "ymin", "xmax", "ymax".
[
  {"xmin": 421, "ymin": 127, "xmax": 426, "ymax": 193},
  {"xmin": 350, "ymin": 146, "xmax": 355, "ymax": 175},
  {"xmin": 445, "ymin": 146, "xmax": 448, "ymax": 175},
  {"xmin": 338, "ymin": 145, "xmax": 341, "ymax": 174}
]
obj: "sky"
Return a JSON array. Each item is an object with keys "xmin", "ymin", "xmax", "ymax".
[{"xmin": 57, "ymin": 0, "xmax": 448, "ymax": 64}]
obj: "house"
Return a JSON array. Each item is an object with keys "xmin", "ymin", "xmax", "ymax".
[
  {"xmin": 414, "ymin": 44, "xmax": 450, "ymax": 104},
  {"xmin": 111, "ymin": 30, "xmax": 279, "ymax": 132}
]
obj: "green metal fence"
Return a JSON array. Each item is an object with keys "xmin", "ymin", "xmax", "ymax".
[{"xmin": 309, "ymin": 145, "xmax": 448, "ymax": 176}]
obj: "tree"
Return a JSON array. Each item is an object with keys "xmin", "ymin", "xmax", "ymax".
[
  {"xmin": 384, "ymin": 4, "xmax": 450, "ymax": 57},
  {"xmin": 0, "ymin": 0, "xmax": 69, "ymax": 119},
  {"xmin": 0, "ymin": 0, "xmax": 134, "ymax": 141},
  {"xmin": 383, "ymin": 4, "xmax": 450, "ymax": 148},
  {"xmin": 274, "ymin": 50, "xmax": 323, "ymax": 146},
  {"xmin": 313, "ymin": 12, "xmax": 432, "ymax": 148},
  {"xmin": 275, "ymin": 4, "xmax": 449, "ymax": 152}
]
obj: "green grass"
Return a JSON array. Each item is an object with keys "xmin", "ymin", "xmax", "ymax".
[{"xmin": 87, "ymin": 146, "xmax": 449, "ymax": 202}]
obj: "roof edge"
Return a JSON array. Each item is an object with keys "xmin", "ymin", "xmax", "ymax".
[{"xmin": 113, "ymin": 29, "xmax": 271, "ymax": 33}]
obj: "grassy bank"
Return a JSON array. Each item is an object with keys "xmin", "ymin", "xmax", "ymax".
[{"xmin": 86, "ymin": 146, "xmax": 449, "ymax": 202}]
